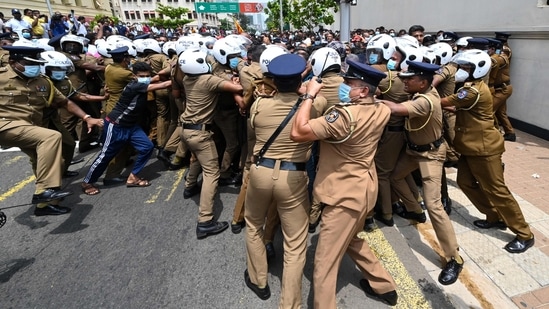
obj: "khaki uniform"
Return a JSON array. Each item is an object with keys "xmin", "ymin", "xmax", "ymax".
[
  {"xmin": 180, "ymin": 74, "xmax": 226, "ymax": 222},
  {"xmin": 0, "ymin": 65, "xmax": 66, "ymax": 192},
  {"xmin": 146, "ymin": 53, "xmax": 171, "ymax": 146},
  {"xmin": 308, "ymin": 98, "xmax": 396, "ymax": 308},
  {"xmin": 373, "ymin": 67, "xmax": 411, "ymax": 217},
  {"xmin": 163, "ymin": 62, "xmax": 188, "ymax": 158},
  {"xmin": 390, "ymin": 87, "xmax": 461, "ymax": 262},
  {"xmin": 446, "ymin": 80, "xmax": 532, "ymax": 240},
  {"xmin": 0, "ymin": 49, "xmax": 10, "ymax": 67},
  {"xmin": 245, "ymin": 92, "xmax": 327, "ymax": 308},
  {"xmin": 490, "ymin": 53, "xmax": 514, "ymax": 135}
]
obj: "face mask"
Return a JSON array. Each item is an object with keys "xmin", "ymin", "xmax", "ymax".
[
  {"xmin": 22, "ymin": 65, "xmax": 41, "ymax": 78},
  {"xmin": 137, "ymin": 77, "xmax": 151, "ymax": 85},
  {"xmin": 387, "ymin": 59, "xmax": 397, "ymax": 71},
  {"xmin": 22, "ymin": 33, "xmax": 31, "ymax": 39},
  {"xmin": 240, "ymin": 49, "xmax": 247, "ymax": 59},
  {"xmin": 389, "ymin": 32, "xmax": 395, "ymax": 37},
  {"xmin": 368, "ymin": 53, "xmax": 379, "ymax": 64},
  {"xmin": 495, "ymin": 49, "xmax": 501, "ymax": 55},
  {"xmin": 437, "ymin": 35, "xmax": 444, "ymax": 41},
  {"xmin": 83, "ymin": 46, "xmax": 88, "ymax": 53},
  {"xmin": 229, "ymin": 57, "xmax": 239, "ymax": 70},
  {"xmin": 455, "ymin": 68, "xmax": 470, "ymax": 82},
  {"xmin": 51, "ymin": 70, "xmax": 66, "ymax": 80},
  {"xmin": 314, "ymin": 40, "xmax": 321, "ymax": 45},
  {"xmin": 375, "ymin": 31, "xmax": 380, "ymax": 35},
  {"xmin": 338, "ymin": 83, "xmax": 353, "ymax": 103}
]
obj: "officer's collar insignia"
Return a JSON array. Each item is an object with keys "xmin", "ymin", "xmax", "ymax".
[
  {"xmin": 36, "ymin": 85, "xmax": 47, "ymax": 92},
  {"xmin": 325, "ymin": 109, "xmax": 340, "ymax": 123},
  {"xmin": 457, "ymin": 89, "xmax": 468, "ymax": 99}
]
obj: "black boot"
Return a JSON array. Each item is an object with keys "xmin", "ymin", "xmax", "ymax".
[
  {"xmin": 157, "ymin": 149, "xmax": 174, "ymax": 167},
  {"xmin": 196, "ymin": 220, "xmax": 229, "ymax": 239}
]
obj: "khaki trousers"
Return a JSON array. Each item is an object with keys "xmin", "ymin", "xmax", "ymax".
[
  {"xmin": 313, "ymin": 205, "xmax": 396, "ymax": 309},
  {"xmin": 213, "ymin": 108, "xmax": 240, "ymax": 175},
  {"xmin": 493, "ymin": 85, "xmax": 514, "ymax": 134},
  {"xmin": 155, "ymin": 88, "xmax": 171, "ymax": 147},
  {"xmin": 164, "ymin": 126, "xmax": 188, "ymax": 158},
  {"xmin": 457, "ymin": 154, "xmax": 532, "ymax": 240},
  {"xmin": 245, "ymin": 165, "xmax": 309, "ymax": 309},
  {"xmin": 374, "ymin": 130, "xmax": 406, "ymax": 216}
]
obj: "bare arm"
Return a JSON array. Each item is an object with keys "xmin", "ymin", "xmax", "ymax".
[
  {"xmin": 378, "ymin": 99, "xmax": 409, "ymax": 116},
  {"xmin": 63, "ymin": 99, "xmax": 104, "ymax": 132},
  {"xmin": 147, "ymin": 80, "xmax": 172, "ymax": 92},
  {"xmin": 290, "ymin": 78, "xmax": 323, "ymax": 143}
]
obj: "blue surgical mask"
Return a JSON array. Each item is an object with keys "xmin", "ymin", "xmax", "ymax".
[
  {"xmin": 240, "ymin": 49, "xmax": 247, "ymax": 59},
  {"xmin": 495, "ymin": 49, "xmax": 501, "ymax": 55},
  {"xmin": 229, "ymin": 57, "xmax": 240, "ymax": 70},
  {"xmin": 137, "ymin": 77, "xmax": 151, "ymax": 85},
  {"xmin": 390, "ymin": 32, "xmax": 395, "ymax": 37},
  {"xmin": 83, "ymin": 46, "xmax": 88, "ymax": 53},
  {"xmin": 22, "ymin": 65, "xmax": 41, "ymax": 78},
  {"xmin": 387, "ymin": 59, "xmax": 397, "ymax": 71},
  {"xmin": 51, "ymin": 70, "xmax": 66, "ymax": 80},
  {"xmin": 22, "ymin": 33, "xmax": 31, "ymax": 39},
  {"xmin": 338, "ymin": 83, "xmax": 353, "ymax": 103},
  {"xmin": 375, "ymin": 31, "xmax": 380, "ymax": 35},
  {"xmin": 368, "ymin": 53, "xmax": 379, "ymax": 64}
]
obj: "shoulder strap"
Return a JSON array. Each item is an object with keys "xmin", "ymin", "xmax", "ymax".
[
  {"xmin": 405, "ymin": 93, "xmax": 434, "ymax": 132},
  {"xmin": 255, "ymin": 97, "xmax": 303, "ymax": 166}
]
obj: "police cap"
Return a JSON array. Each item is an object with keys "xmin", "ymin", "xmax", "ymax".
[
  {"xmin": 0, "ymin": 32, "xmax": 13, "ymax": 40},
  {"xmin": 494, "ymin": 32, "xmax": 511, "ymax": 41},
  {"xmin": 466, "ymin": 38, "xmax": 489, "ymax": 49},
  {"xmin": 108, "ymin": 46, "xmax": 130, "ymax": 56},
  {"xmin": 398, "ymin": 61, "xmax": 440, "ymax": 78},
  {"xmin": 341, "ymin": 60, "xmax": 386, "ymax": 87},
  {"xmin": 133, "ymin": 33, "xmax": 150, "ymax": 40},
  {"xmin": 48, "ymin": 33, "xmax": 66, "ymax": 48},
  {"xmin": 486, "ymin": 38, "xmax": 503, "ymax": 49},
  {"xmin": 268, "ymin": 54, "xmax": 306, "ymax": 77},
  {"xmin": 441, "ymin": 31, "xmax": 459, "ymax": 42},
  {"xmin": 3, "ymin": 46, "xmax": 47, "ymax": 63}
]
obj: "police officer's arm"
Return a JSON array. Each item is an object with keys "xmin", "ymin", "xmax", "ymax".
[
  {"xmin": 432, "ymin": 74, "xmax": 444, "ymax": 88},
  {"xmin": 73, "ymin": 92, "xmax": 109, "ymax": 102},
  {"xmin": 59, "ymin": 99, "xmax": 105, "ymax": 132},
  {"xmin": 79, "ymin": 61, "xmax": 106, "ymax": 72},
  {"xmin": 291, "ymin": 78, "xmax": 323, "ymax": 142},
  {"xmin": 440, "ymin": 97, "xmax": 457, "ymax": 112},
  {"xmin": 378, "ymin": 99, "xmax": 409, "ymax": 116},
  {"xmin": 147, "ymin": 80, "xmax": 172, "ymax": 92}
]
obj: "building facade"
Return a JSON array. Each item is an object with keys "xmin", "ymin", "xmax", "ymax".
[{"xmin": 0, "ymin": 0, "xmax": 110, "ymax": 20}]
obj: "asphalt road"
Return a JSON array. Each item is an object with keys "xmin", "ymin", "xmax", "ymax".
[{"xmin": 0, "ymin": 149, "xmax": 456, "ymax": 309}]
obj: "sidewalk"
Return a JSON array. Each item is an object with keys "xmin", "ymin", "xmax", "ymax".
[{"xmin": 434, "ymin": 130, "xmax": 549, "ymax": 309}]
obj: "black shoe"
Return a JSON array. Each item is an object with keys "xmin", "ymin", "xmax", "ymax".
[
  {"xmin": 34, "ymin": 204, "xmax": 71, "ymax": 216},
  {"xmin": 359, "ymin": 279, "xmax": 397, "ymax": 306},
  {"xmin": 196, "ymin": 220, "xmax": 229, "ymax": 239},
  {"xmin": 363, "ymin": 217, "xmax": 376, "ymax": 232},
  {"xmin": 78, "ymin": 142, "xmax": 100, "ymax": 153},
  {"xmin": 31, "ymin": 189, "xmax": 73, "ymax": 204},
  {"xmin": 70, "ymin": 158, "xmax": 84, "ymax": 165},
  {"xmin": 168, "ymin": 162, "xmax": 185, "ymax": 170},
  {"xmin": 374, "ymin": 213, "xmax": 394, "ymax": 227},
  {"xmin": 396, "ymin": 209, "xmax": 427, "ymax": 223},
  {"xmin": 473, "ymin": 219, "xmax": 507, "ymax": 230},
  {"xmin": 103, "ymin": 177, "xmax": 126, "ymax": 187},
  {"xmin": 231, "ymin": 221, "xmax": 245, "ymax": 234},
  {"xmin": 183, "ymin": 184, "xmax": 201, "ymax": 199},
  {"xmin": 503, "ymin": 133, "xmax": 516, "ymax": 142},
  {"xmin": 419, "ymin": 200, "xmax": 426, "ymax": 210},
  {"xmin": 443, "ymin": 160, "xmax": 459, "ymax": 168},
  {"xmin": 157, "ymin": 150, "xmax": 173, "ymax": 167},
  {"xmin": 265, "ymin": 242, "xmax": 276, "ymax": 260},
  {"xmin": 244, "ymin": 269, "xmax": 271, "ymax": 300},
  {"xmin": 309, "ymin": 220, "xmax": 320, "ymax": 233},
  {"xmin": 392, "ymin": 201, "xmax": 405, "ymax": 215},
  {"xmin": 63, "ymin": 170, "xmax": 79, "ymax": 178},
  {"xmin": 442, "ymin": 197, "xmax": 452, "ymax": 215},
  {"xmin": 504, "ymin": 236, "xmax": 535, "ymax": 253},
  {"xmin": 219, "ymin": 172, "xmax": 243, "ymax": 186},
  {"xmin": 438, "ymin": 257, "xmax": 463, "ymax": 285}
]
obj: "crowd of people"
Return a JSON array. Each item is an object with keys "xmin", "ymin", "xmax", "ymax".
[{"xmin": 0, "ymin": 9, "xmax": 534, "ymax": 307}]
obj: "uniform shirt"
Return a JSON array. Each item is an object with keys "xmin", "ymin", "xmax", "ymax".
[
  {"xmin": 107, "ymin": 81, "xmax": 149, "ymax": 127},
  {"xmin": 435, "ymin": 64, "xmax": 457, "ymax": 98},
  {"xmin": 377, "ymin": 68, "xmax": 408, "ymax": 127},
  {"xmin": 493, "ymin": 54, "xmax": 510, "ymax": 86},
  {"xmin": 211, "ymin": 61, "xmax": 237, "ymax": 109},
  {"xmin": 445, "ymin": 80, "xmax": 504, "ymax": 156},
  {"xmin": 145, "ymin": 53, "xmax": 170, "ymax": 75},
  {"xmin": 239, "ymin": 61, "xmax": 262, "ymax": 97},
  {"xmin": 104, "ymin": 62, "xmax": 134, "ymax": 112},
  {"xmin": 402, "ymin": 86, "xmax": 443, "ymax": 146},
  {"xmin": 63, "ymin": 52, "xmax": 91, "ymax": 94},
  {"xmin": 303, "ymin": 71, "xmax": 343, "ymax": 108},
  {"xmin": 308, "ymin": 98, "xmax": 390, "ymax": 211},
  {"xmin": 251, "ymin": 92, "xmax": 327, "ymax": 163},
  {"xmin": 180, "ymin": 74, "xmax": 226, "ymax": 124},
  {"xmin": 0, "ymin": 65, "xmax": 66, "ymax": 130}
]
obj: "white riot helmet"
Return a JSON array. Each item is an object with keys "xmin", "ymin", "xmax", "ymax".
[
  {"xmin": 13, "ymin": 38, "xmax": 53, "ymax": 51},
  {"xmin": 96, "ymin": 40, "xmax": 114, "ymax": 58},
  {"xmin": 366, "ymin": 34, "xmax": 396, "ymax": 63},
  {"xmin": 419, "ymin": 46, "xmax": 437, "ymax": 64},
  {"xmin": 111, "ymin": 39, "xmax": 137, "ymax": 57},
  {"xmin": 141, "ymin": 38, "xmax": 162, "ymax": 54},
  {"xmin": 226, "ymin": 34, "xmax": 252, "ymax": 57},
  {"xmin": 212, "ymin": 38, "xmax": 241, "ymax": 65},
  {"xmin": 133, "ymin": 39, "xmax": 145, "ymax": 54},
  {"xmin": 259, "ymin": 45, "xmax": 288, "ymax": 73},
  {"xmin": 162, "ymin": 41, "xmax": 177, "ymax": 56},
  {"xmin": 40, "ymin": 51, "xmax": 75, "ymax": 79},
  {"xmin": 454, "ymin": 49, "xmax": 491, "ymax": 81},
  {"xmin": 430, "ymin": 42, "xmax": 453, "ymax": 65},
  {"xmin": 60, "ymin": 34, "xmax": 89, "ymax": 54},
  {"xmin": 309, "ymin": 47, "xmax": 341, "ymax": 76},
  {"xmin": 395, "ymin": 44, "xmax": 424, "ymax": 71},
  {"xmin": 456, "ymin": 36, "xmax": 472, "ymax": 48},
  {"xmin": 176, "ymin": 36, "xmax": 200, "ymax": 55},
  {"xmin": 106, "ymin": 35, "xmax": 132, "ymax": 43},
  {"xmin": 35, "ymin": 39, "xmax": 55, "ymax": 51},
  {"xmin": 178, "ymin": 48, "xmax": 211, "ymax": 75},
  {"xmin": 395, "ymin": 35, "xmax": 419, "ymax": 48},
  {"xmin": 204, "ymin": 36, "xmax": 217, "ymax": 49}
]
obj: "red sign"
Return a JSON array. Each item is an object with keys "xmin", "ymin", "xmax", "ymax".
[{"xmin": 239, "ymin": 2, "xmax": 264, "ymax": 13}]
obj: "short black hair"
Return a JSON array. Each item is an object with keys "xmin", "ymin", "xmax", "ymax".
[
  {"xmin": 273, "ymin": 75, "xmax": 302, "ymax": 93},
  {"xmin": 408, "ymin": 25, "xmax": 425, "ymax": 34},
  {"xmin": 248, "ymin": 43, "xmax": 266, "ymax": 62},
  {"xmin": 132, "ymin": 61, "xmax": 152, "ymax": 74}
]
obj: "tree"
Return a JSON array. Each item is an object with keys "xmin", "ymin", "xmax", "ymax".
[
  {"xmin": 219, "ymin": 18, "xmax": 233, "ymax": 31},
  {"xmin": 264, "ymin": 0, "xmax": 339, "ymax": 32},
  {"xmin": 148, "ymin": 4, "xmax": 193, "ymax": 29}
]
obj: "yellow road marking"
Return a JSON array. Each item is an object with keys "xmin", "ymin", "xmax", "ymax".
[
  {"xmin": 358, "ymin": 229, "xmax": 430, "ymax": 308},
  {"xmin": 0, "ymin": 175, "xmax": 35, "ymax": 203},
  {"xmin": 145, "ymin": 186, "xmax": 164, "ymax": 204},
  {"xmin": 165, "ymin": 168, "xmax": 186, "ymax": 202},
  {"xmin": 4, "ymin": 155, "xmax": 24, "ymax": 166}
]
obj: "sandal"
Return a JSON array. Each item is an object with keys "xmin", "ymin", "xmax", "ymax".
[
  {"xmin": 126, "ymin": 178, "xmax": 151, "ymax": 188},
  {"xmin": 81, "ymin": 183, "xmax": 100, "ymax": 195}
]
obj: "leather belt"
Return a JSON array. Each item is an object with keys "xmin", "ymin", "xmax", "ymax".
[
  {"xmin": 256, "ymin": 158, "xmax": 306, "ymax": 171},
  {"xmin": 183, "ymin": 123, "xmax": 212, "ymax": 131},
  {"xmin": 407, "ymin": 136, "xmax": 444, "ymax": 152},
  {"xmin": 387, "ymin": 126, "xmax": 404, "ymax": 132}
]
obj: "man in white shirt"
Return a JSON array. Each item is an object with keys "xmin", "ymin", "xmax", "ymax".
[{"xmin": 5, "ymin": 9, "xmax": 31, "ymax": 34}]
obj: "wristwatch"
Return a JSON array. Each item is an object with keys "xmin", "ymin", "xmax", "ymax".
[{"xmin": 301, "ymin": 93, "xmax": 315, "ymax": 100}]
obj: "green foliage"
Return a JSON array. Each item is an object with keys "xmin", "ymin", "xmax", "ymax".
[
  {"xmin": 264, "ymin": 0, "xmax": 339, "ymax": 32},
  {"xmin": 219, "ymin": 18, "xmax": 232, "ymax": 31},
  {"xmin": 149, "ymin": 4, "xmax": 193, "ymax": 28},
  {"xmin": 90, "ymin": 14, "xmax": 119, "ymax": 29}
]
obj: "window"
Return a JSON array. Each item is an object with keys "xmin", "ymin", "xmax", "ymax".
[
  {"xmin": 124, "ymin": 11, "xmax": 130, "ymax": 19},
  {"xmin": 136, "ymin": 11, "xmax": 141, "ymax": 19},
  {"xmin": 130, "ymin": 12, "xmax": 136, "ymax": 19},
  {"xmin": 187, "ymin": 13, "xmax": 192, "ymax": 19}
]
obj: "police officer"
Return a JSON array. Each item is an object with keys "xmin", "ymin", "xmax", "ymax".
[
  {"xmin": 244, "ymin": 53, "xmax": 327, "ymax": 306},
  {"xmin": 495, "ymin": 32, "xmax": 512, "ymax": 60},
  {"xmin": 381, "ymin": 61, "xmax": 464, "ymax": 285},
  {"xmin": 291, "ymin": 61, "xmax": 398, "ymax": 307},
  {"xmin": 178, "ymin": 48, "xmax": 243, "ymax": 239},
  {"xmin": 441, "ymin": 50, "xmax": 534, "ymax": 253},
  {"xmin": 0, "ymin": 46, "xmax": 89, "ymax": 215}
]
